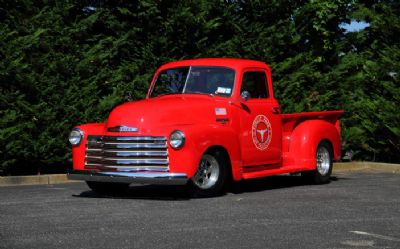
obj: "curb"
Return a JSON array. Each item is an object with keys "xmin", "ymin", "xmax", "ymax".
[
  {"xmin": 0, "ymin": 174, "xmax": 78, "ymax": 186},
  {"xmin": 333, "ymin": 162, "xmax": 400, "ymax": 174},
  {"xmin": 0, "ymin": 162, "xmax": 399, "ymax": 186}
]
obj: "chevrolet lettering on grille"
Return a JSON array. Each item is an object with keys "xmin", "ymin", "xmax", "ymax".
[{"xmin": 108, "ymin": 125, "xmax": 139, "ymax": 132}]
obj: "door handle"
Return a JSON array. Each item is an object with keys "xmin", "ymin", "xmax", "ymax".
[{"xmin": 272, "ymin": 107, "xmax": 280, "ymax": 114}]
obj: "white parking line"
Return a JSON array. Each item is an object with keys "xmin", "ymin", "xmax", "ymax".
[{"xmin": 350, "ymin": 231, "xmax": 400, "ymax": 242}]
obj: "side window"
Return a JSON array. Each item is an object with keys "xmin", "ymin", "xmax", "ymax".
[{"xmin": 241, "ymin": 71, "xmax": 269, "ymax": 99}]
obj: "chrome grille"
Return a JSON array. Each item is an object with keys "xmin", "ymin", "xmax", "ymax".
[{"xmin": 85, "ymin": 136, "xmax": 169, "ymax": 172}]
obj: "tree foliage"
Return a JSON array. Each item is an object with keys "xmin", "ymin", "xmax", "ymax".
[{"xmin": 0, "ymin": 0, "xmax": 399, "ymax": 175}]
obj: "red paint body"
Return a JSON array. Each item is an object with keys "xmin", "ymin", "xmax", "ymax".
[{"xmin": 71, "ymin": 58, "xmax": 343, "ymax": 182}]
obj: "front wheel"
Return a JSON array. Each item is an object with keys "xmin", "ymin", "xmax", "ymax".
[
  {"xmin": 302, "ymin": 141, "xmax": 333, "ymax": 184},
  {"xmin": 190, "ymin": 151, "xmax": 228, "ymax": 197},
  {"xmin": 86, "ymin": 181, "xmax": 130, "ymax": 195}
]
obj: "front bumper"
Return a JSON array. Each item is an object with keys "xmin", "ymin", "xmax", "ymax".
[{"xmin": 67, "ymin": 170, "xmax": 188, "ymax": 185}]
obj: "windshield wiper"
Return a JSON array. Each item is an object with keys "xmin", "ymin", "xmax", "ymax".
[
  {"xmin": 154, "ymin": 93, "xmax": 180, "ymax": 98},
  {"xmin": 185, "ymin": 91, "xmax": 215, "ymax": 97}
]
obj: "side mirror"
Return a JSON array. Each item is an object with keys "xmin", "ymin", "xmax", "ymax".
[{"xmin": 240, "ymin": 91, "xmax": 250, "ymax": 101}]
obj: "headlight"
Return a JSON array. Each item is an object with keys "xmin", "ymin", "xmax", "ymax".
[
  {"xmin": 169, "ymin": 130, "xmax": 185, "ymax": 149},
  {"xmin": 69, "ymin": 128, "xmax": 83, "ymax": 146}
]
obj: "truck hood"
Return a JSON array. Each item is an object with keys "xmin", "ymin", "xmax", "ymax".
[{"xmin": 105, "ymin": 95, "xmax": 230, "ymax": 133}]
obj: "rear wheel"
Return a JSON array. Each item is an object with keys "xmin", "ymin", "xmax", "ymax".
[
  {"xmin": 86, "ymin": 181, "xmax": 130, "ymax": 195},
  {"xmin": 190, "ymin": 151, "xmax": 228, "ymax": 197},
  {"xmin": 302, "ymin": 141, "xmax": 333, "ymax": 184}
]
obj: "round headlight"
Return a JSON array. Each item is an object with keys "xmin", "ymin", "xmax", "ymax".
[
  {"xmin": 69, "ymin": 129, "xmax": 83, "ymax": 146},
  {"xmin": 169, "ymin": 130, "xmax": 185, "ymax": 149}
]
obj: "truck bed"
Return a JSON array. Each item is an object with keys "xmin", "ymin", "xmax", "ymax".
[{"xmin": 281, "ymin": 110, "xmax": 344, "ymax": 133}]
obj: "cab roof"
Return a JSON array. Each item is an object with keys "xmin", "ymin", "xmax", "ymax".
[{"xmin": 158, "ymin": 58, "xmax": 270, "ymax": 71}]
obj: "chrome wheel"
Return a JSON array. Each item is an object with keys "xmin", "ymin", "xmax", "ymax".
[
  {"xmin": 192, "ymin": 154, "xmax": 220, "ymax": 190},
  {"xmin": 316, "ymin": 145, "xmax": 331, "ymax": 176},
  {"xmin": 302, "ymin": 141, "xmax": 333, "ymax": 184}
]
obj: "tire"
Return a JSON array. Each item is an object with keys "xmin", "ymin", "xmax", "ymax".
[
  {"xmin": 86, "ymin": 181, "xmax": 130, "ymax": 195},
  {"xmin": 190, "ymin": 151, "xmax": 228, "ymax": 197},
  {"xmin": 302, "ymin": 141, "xmax": 333, "ymax": 184}
]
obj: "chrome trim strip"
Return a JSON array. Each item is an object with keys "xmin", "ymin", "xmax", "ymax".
[
  {"xmin": 67, "ymin": 170, "xmax": 188, "ymax": 185},
  {"xmin": 86, "ymin": 148, "xmax": 102, "ymax": 152},
  {"xmin": 86, "ymin": 158, "xmax": 168, "ymax": 164},
  {"xmin": 87, "ymin": 150, "xmax": 168, "ymax": 157},
  {"xmin": 87, "ymin": 157, "xmax": 168, "ymax": 161},
  {"xmin": 103, "ymin": 136, "xmax": 166, "ymax": 141},
  {"xmin": 85, "ymin": 165, "xmax": 170, "ymax": 172},
  {"xmin": 103, "ymin": 142, "xmax": 165, "ymax": 145},
  {"xmin": 101, "ymin": 143, "xmax": 167, "ymax": 149}
]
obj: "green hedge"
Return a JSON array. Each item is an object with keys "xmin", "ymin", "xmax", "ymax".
[{"xmin": 1, "ymin": 0, "xmax": 399, "ymax": 175}]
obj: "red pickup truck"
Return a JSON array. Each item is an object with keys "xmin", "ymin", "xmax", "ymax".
[{"xmin": 68, "ymin": 58, "xmax": 343, "ymax": 196}]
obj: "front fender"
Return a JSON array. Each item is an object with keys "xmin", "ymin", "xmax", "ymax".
[
  {"xmin": 289, "ymin": 120, "xmax": 341, "ymax": 170},
  {"xmin": 168, "ymin": 124, "xmax": 242, "ymax": 180},
  {"xmin": 71, "ymin": 123, "xmax": 106, "ymax": 170}
]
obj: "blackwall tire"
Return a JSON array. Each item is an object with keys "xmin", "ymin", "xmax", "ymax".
[
  {"xmin": 190, "ymin": 151, "xmax": 228, "ymax": 197},
  {"xmin": 302, "ymin": 141, "xmax": 333, "ymax": 184},
  {"xmin": 86, "ymin": 181, "xmax": 130, "ymax": 195}
]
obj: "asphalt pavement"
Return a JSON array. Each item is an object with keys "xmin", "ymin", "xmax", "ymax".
[{"xmin": 1, "ymin": 171, "xmax": 399, "ymax": 249}]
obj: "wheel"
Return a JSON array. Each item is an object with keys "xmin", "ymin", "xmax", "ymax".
[
  {"xmin": 86, "ymin": 181, "xmax": 130, "ymax": 195},
  {"xmin": 190, "ymin": 151, "xmax": 228, "ymax": 197},
  {"xmin": 302, "ymin": 141, "xmax": 333, "ymax": 184}
]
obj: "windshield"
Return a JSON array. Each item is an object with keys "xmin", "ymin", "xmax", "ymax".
[{"xmin": 150, "ymin": 66, "xmax": 235, "ymax": 98}]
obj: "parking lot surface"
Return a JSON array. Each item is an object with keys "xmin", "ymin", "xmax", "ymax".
[{"xmin": 1, "ymin": 172, "xmax": 399, "ymax": 249}]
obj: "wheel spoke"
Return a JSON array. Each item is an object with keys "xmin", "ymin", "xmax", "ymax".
[
  {"xmin": 193, "ymin": 155, "xmax": 220, "ymax": 190},
  {"xmin": 316, "ymin": 146, "xmax": 330, "ymax": 175}
]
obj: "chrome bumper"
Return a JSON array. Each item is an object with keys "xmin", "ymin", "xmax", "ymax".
[{"xmin": 67, "ymin": 170, "xmax": 188, "ymax": 185}]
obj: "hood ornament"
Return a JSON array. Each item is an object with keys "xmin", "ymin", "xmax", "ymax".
[{"xmin": 108, "ymin": 125, "xmax": 139, "ymax": 132}]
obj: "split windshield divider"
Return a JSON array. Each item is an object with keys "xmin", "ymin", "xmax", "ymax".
[{"xmin": 182, "ymin": 66, "xmax": 192, "ymax": 94}]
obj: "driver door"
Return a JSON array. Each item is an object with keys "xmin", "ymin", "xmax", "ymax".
[{"xmin": 239, "ymin": 69, "xmax": 282, "ymax": 166}]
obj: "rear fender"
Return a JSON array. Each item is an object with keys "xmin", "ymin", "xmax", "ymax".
[{"xmin": 288, "ymin": 120, "xmax": 341, "ymax": 170}]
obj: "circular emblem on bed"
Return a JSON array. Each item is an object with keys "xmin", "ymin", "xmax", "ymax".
[{"xmin": 252, "ymin": 115, "xmax": 272, "ymax": 150}]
